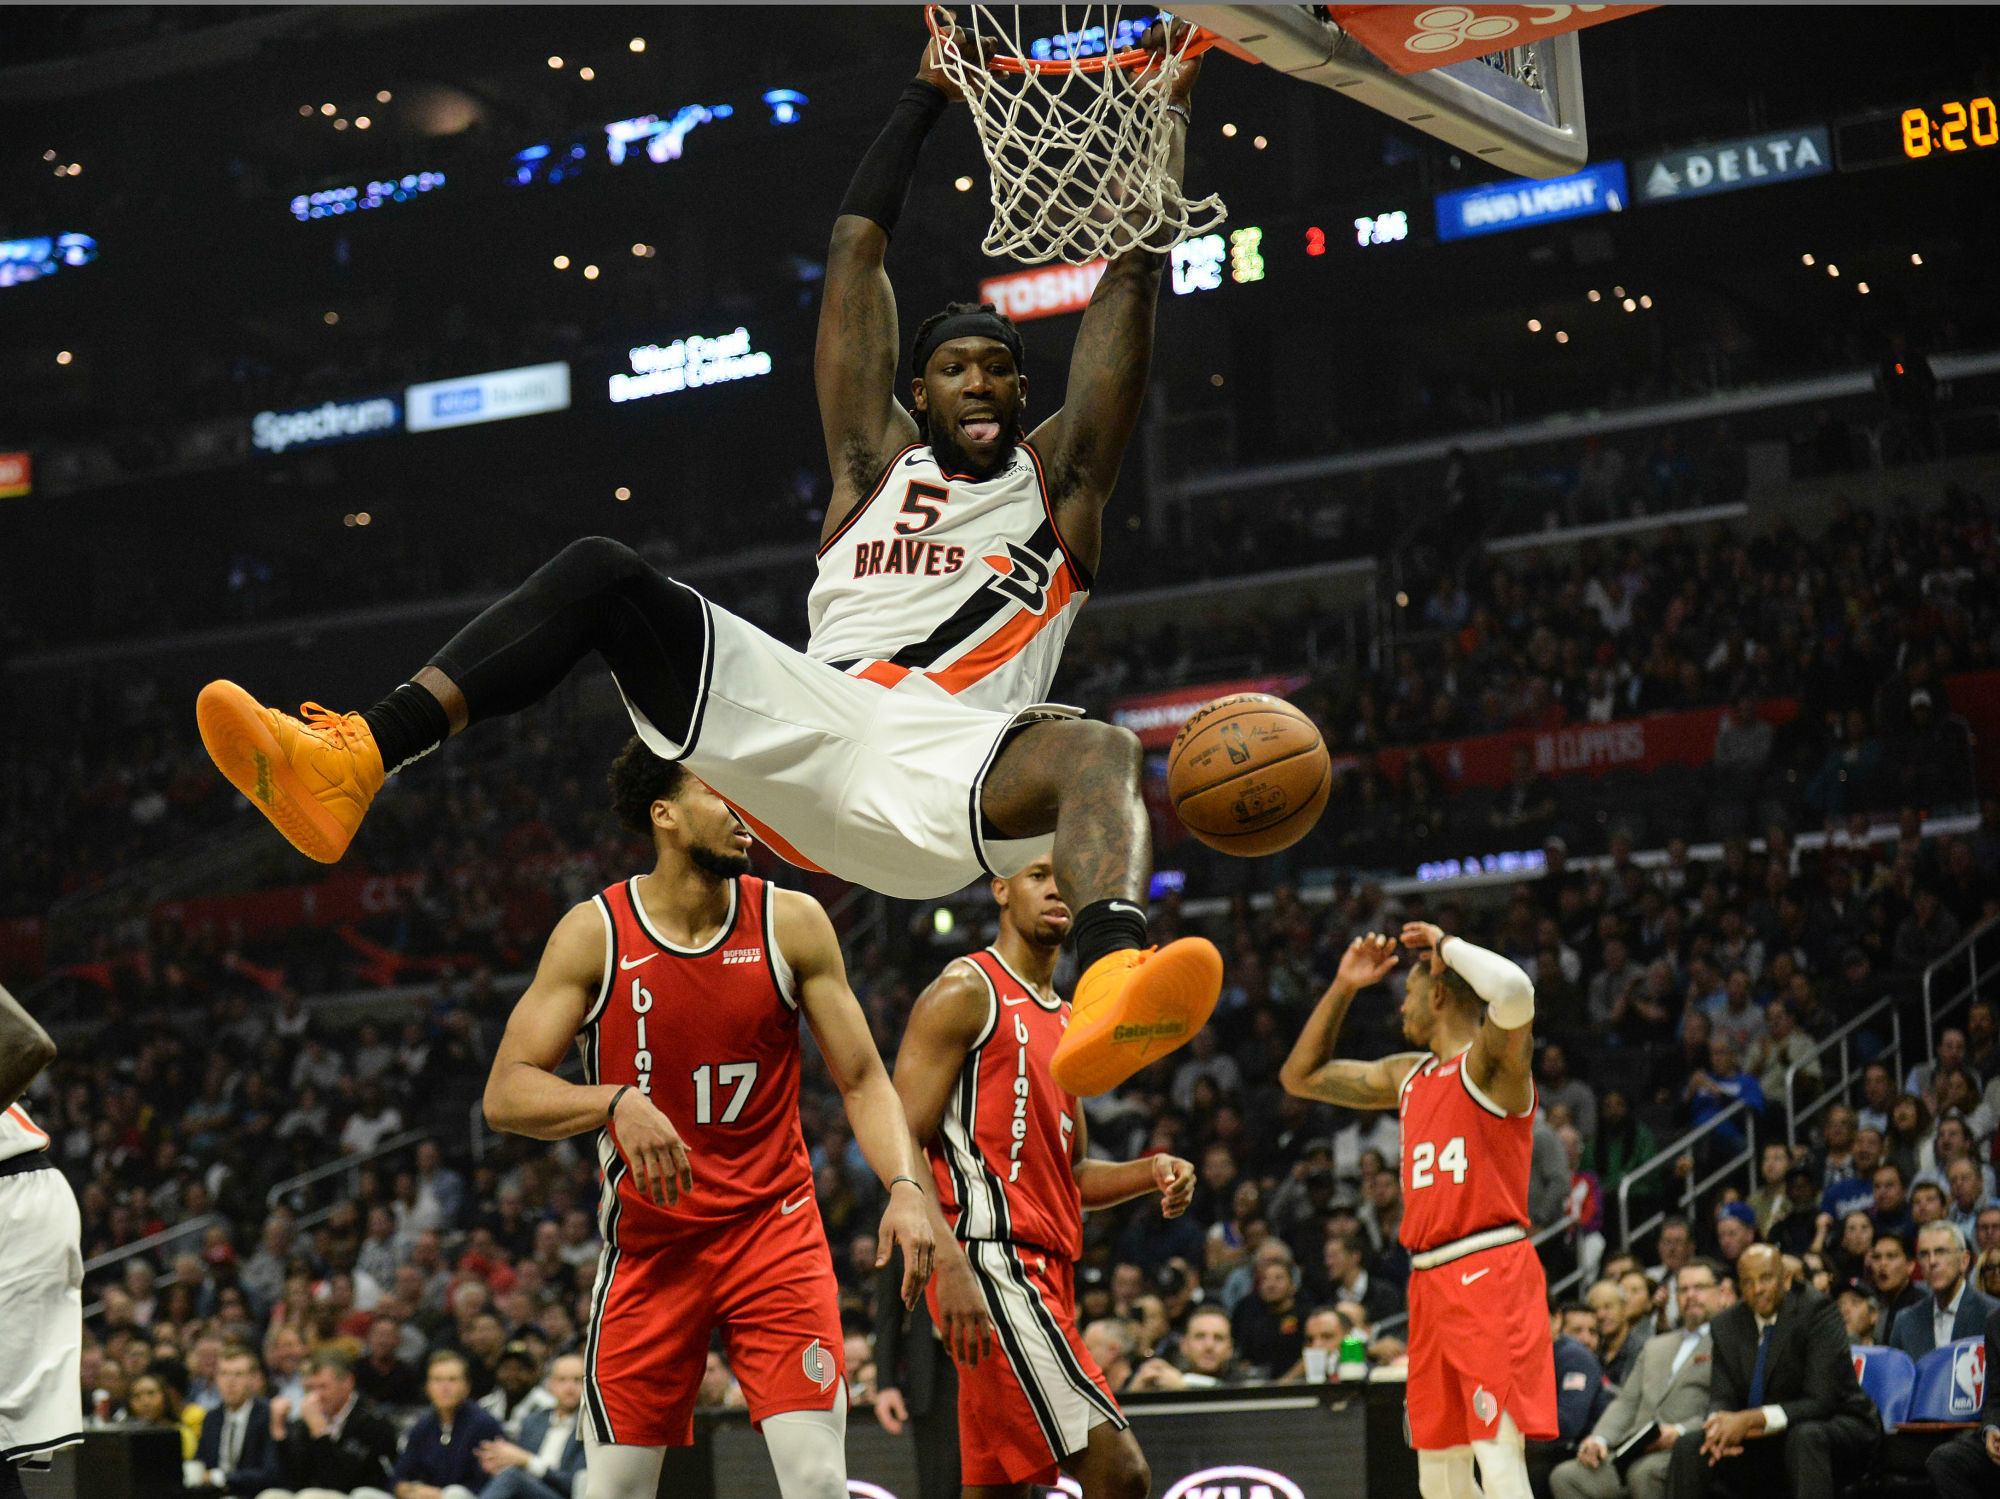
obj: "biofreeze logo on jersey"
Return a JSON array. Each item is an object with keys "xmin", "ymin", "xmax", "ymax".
[
  {"xmin": 721, "ymin": 947, "xmax": 762, "ymax": 965},
  {"xmin": 628, "ymin": 977, "xmax": 655, "ymax": 1094}
]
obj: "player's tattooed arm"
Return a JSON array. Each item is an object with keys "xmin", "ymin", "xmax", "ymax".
[
  {"xmin": 891, "ymin": 960, "xmax": 1001, "ymax": 1363},
  {"xmin": 779, "ymin": 891, "xmax": 938, "ymax": 1307},
  {"xmin": 817, "ymin": 215, "xmax": 921, "ymax": 528},
  {"xmin": 1279, "ymin": 933, "xmax": 1425, "ymax": 1110},
  {"xmin": 0, "ymin": 980, "xmax": 57, "ymax": 1113},
  {"xmin": 1028, "ymin": 26, "xmax": 1201, "ymax": 574}
]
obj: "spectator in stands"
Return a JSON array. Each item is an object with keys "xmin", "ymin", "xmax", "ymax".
[
  {"xmin": 1870, "ymin": 1162, "xmax": 1915, "ymax": 1244},
  {"xmin": 479, "ymin": 1342, "xmax": 555, "ymax": 1436},
  {"xmin": 189, "ymin": 1344, "xmax": 280, "ymax": 1495},
  {"xmin": 1821, "ymin": 1130, "xmax": 1884, "ymax": 1227},
  {"xmin": 1083, "ymin": 1319, "xmax": 1139, "ymax": 1395},
  {"xmin": 472, "ymin": 1352, "xmax": 587, "ymax": 1499},
  {"xmin": 1811, "ymin": 1106, "xmax": 1861, "ymax": 1191},
  {"xmin": 1867, "ymin": 1233, "xmax": 1926, "ymax": 1344},
  {"xmin": 1890, "ymin": 1221, "xmax": 1993, "ymax": 1358},
  {"xmin": 266, "ymin": 1348, "xmax": 399, "ymax": 1497},
  {"xmin": 1714, "ymin": 698, "xmax": 1774, "ymax": 776},
  {"xmin": 265, "ymin": 1325, "xmax": 308, "ymax": 1408},
  {"xmin": 390, "ymin": 1349, "xmax": 506, "ymax": 1497},
  {"xmin": 1529, "ymin": 1297, "xmax": 1616, "ymax": 1499},
  {"xmin": 1647, "ymin": 1219, "xmax": 1695, "ymax": 1333},
  {"xmin": 1590, "ymin": 1091, "xmax": 1659, "ymax": 1231},
  {"xmin": 1175, "ymin": 1307, "xmax": 1249, "ymax": 1388},
  {"xmin": 1835, "ymin": 1282, "xmax": 1879, "ymax": 1346},
  {"xmin": 412, "ymin": 1141, "xmax": 468, "ymax": 1233},
  {"xmin": 1553, "ymin": 1258, "xmax": 1730, "ymax": 1499},
  {"xmin": 1976, "ymin": 1205, "xmax": 2000, "ymax": 1259},
  {"xmin": 1909, "ymin": 1028, "xmax": 1977, "ymax": 1106},
  {"xmin": 1588, "ymin": 1278, "xmax": 1644, "ymax": 1388},
  {"xmin": 1745, "ymin": 1001, "xmax": 1818, "ymax": 1110},
  {"xmin": 1231, "ymin": 1241, "xmax": 1306, "ymax": 1379},
  {"xmin": 1170, "ymin": 1026, "xmax": 1242, "ymax": 1112},
  {"xmin": 1685, "ymin": 1040, "xmax": 1764, "ymax": 1157},
  {"xmin": 1853, "ymin": 1063, "xmax": 1894, "ymax": 1135},
  {"xmin": 1748, "ymin": 1144, "xmax": 1796, "ymax": 1236},
  {"xmin": 1324, "ymin": 1228, "xmax": 1404, "ymax": 1332},
  {"xmin": 1703, "ymin": 971, "xmax": 1766, "ymax": 1053},
  {"xmin": 340, "ymin": 1083, "xmax": 405, "ymax": 1158},
  {"xmin": 1768, "ymin": 1169, "xmax": 1826, "ymax": 1259},
  {"xmin": 1896, "ymin": 885, "xmax": 1965, "ymax": 974},
  {"xmin": 1538, "ymin": 1043, "xmax": 1598, "ymax": 1143},
  {"xmin": 354, "ymin": 1314, "xmax": 422, "ymax": 1409},
  {"xmin": 1714, "ymin": 1203, "xmax": 1758, "ymax": 1272}
]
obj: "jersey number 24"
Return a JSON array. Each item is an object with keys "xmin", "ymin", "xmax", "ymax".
[{"xmin": 1409, "ymin": 1136, "xmax": 1468, "ymax": 1190}]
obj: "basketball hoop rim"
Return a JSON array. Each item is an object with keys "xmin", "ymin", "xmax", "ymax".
[{"xmin": 924, "ymin": 4, "xmax": 1217, "ymax": 76}]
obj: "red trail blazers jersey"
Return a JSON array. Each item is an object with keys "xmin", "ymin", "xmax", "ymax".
[
  {"xmin": 927, "ymin": 948, "xmax": 1082, "ymax": 1261},
  {"xmin": 583, "ymin": 875, "xmax": 812, "ymax": 1226},
  {"xmin": 1397, "ymin": 1049, "xmax": 1537, "ymax": 1253}
]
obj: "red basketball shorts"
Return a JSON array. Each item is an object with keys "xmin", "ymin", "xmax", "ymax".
[
  {"xmin": 1405, "ymin": 1236, "xmax": 1559, "ymax": 1450},
  {"xmin": 931, "ymin": 1240, "xmax": 1125, "ymax": 1486},
  {"xmin": 583, "ymin": 1189, "xmax": 845, "ymax": 1447}
]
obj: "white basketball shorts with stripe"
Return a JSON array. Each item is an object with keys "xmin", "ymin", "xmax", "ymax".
[
  {"xmin": 617, "ymin": 590, "xmax": 1079, "ymax": 901},
  {"xmin": 0, "ymin": 1163, "xmax": 84, "ymax": 1466}
]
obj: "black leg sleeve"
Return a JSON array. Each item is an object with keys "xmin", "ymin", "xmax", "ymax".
[{"xmin": 429, "ymin": 536, "xmax": 709, "ymax": 748}]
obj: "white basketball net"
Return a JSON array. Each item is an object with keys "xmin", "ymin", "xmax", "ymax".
[{"xmin": 933, "ymin": 5, "xmax": 1227, "ymax": 267}]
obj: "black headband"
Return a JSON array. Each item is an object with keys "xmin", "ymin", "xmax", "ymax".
[{"xmin": 913, "ymin": 312, "xmax": 1024, "ymax": 380}]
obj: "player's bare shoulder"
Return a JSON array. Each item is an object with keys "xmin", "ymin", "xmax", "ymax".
[
  {"xmin": 908, "ymin": 954, "xmax": 996, "ymax": 1050},
  {"xmin": 534, "ymin": 897, "xmax": 614, "ymax": 989},
  {"xmin": 769, "ymin": 884, "xmax": 841, "ymax": 974}
]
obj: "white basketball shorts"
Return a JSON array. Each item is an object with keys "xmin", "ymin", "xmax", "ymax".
[
  {"xmin": 0, "ymin": 1161, "xmax": 83, "ymax": 1465},
  {"xmin": 615, "ymin": 590, "xmax": 1078, "ymax": 900}
]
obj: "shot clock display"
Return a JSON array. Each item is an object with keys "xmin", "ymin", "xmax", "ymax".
[{"xmin": 1838, "ymin": 93, "xmax": 1999, "ymax": 169}]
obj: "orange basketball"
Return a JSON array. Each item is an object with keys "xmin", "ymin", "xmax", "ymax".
[{"xmin": 1165, "ymin": 693, "xmax": 1331, "ymax": 856}]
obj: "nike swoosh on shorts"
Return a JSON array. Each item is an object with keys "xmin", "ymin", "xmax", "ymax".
[
  {"xmin": 1461, "ymin": 1267, "xmax": 1491, "ymax": 1285},
  {"xmin": 780, "ymin": 1189, "xmax": 813, "ymax": 1214}
]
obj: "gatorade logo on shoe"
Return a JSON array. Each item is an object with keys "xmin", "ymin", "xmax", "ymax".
[
  {"xmin": 252, "ymin": 750, "xmax": 273, "ymax": 805},
  {"xmin": 1112, "ymin": 1019, "xmax": 1188, "ymax": 1045}
]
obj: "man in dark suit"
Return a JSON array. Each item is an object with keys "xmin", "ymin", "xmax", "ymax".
[
  {"xmin": 188, "ymin": 1346, "xmax": 281, "ymax": 1495},
  {"xmin": 268, "ymin": 1347, "xmax": 400, "ymax": 1495},
  {"xmin": 873, "ymin": 1250, "xmax": 960, "ymax": 1499},
  {"xmin": 1667, "ymin": 1244, "xmax": 1878, "ymax": 1499},
  {"xmin": 1927, "ymin": 1302, "xmax": 2000, "ymax": 1499},
  {"xmin": 1890, "ymin": 1221, "xmax": 1995, "ymax": 1358}
]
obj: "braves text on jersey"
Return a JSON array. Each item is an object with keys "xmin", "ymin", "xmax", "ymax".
[
  {"xmin": 582, "ymin": 875, "xmax": 813, "ymax": 1228},
  {"xmin": 806, "ymin": 443, "xmax": 1091, "ymax": 716},
  {"xmin": 1397, "ymin": 1050, "xmax": 1537, "ymax": 1254},
  {"xmin": 0, "ymin": 1103, "xmax": 49, "ymax": 1165},
  {"xmin": 927, "ymin": 949, "xmax": 1083, "ymax": 1262}
]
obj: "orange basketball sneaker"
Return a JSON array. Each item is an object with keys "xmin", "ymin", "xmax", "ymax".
[
  {"xmin": 1050, "ymin": 937, "xmax": 1223, "ymax": 1096},
  {"xmin": 196, "ymin": 680, "xmax": 385, "ymax": 863}
]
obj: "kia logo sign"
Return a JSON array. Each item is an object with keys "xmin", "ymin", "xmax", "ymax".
[{"xmin": 1160, "ymin": 1465, "xmax": 1306, "ymax": 1499}]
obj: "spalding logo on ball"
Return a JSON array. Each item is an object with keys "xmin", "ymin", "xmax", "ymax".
[{"xmin": 1165, "ymin": 693, "xmax": 1331, "ymax": 856}]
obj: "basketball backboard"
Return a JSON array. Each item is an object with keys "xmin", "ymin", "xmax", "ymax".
[{"xmin": 1176, "ymin": 4, "xmax": 1593, "ymax": 178}]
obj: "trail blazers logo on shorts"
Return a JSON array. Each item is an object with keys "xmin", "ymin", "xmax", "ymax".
[
  {"xmin": 801, "ymin": 1339, "xmax": 836, "ymax": 1391},
  {"xmin": 1472, "ymin": 1386, "xmax": 1499, "ymax": 1424}
]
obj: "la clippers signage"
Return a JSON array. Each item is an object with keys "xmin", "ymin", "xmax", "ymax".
[
  {"xmin": 1325, "ymin": 5, "xmax": 1654, "ymax": 75},
  {"xmin": 1375, "ymin": 699, "xmax": 1799, "ymax": 791},
  {"xmin": 978, "ymin": 260, "xmax": 1107, "ymax": 321},
  {"xmin": 1434, "ymin": 160, "xmax": 1627, "ymax": 241},
  {"xmin": 0, "ymin": 451, "xmax": 29, "ymax": 498},
  {"xmin": 1634, "ymin": 126, "xmax": 1831, "ymax": 202},
  {"xmin": 1111, "ymin": 676, "xmax": 1312, "ymax": 750}
]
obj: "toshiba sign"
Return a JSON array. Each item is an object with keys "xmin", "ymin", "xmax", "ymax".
[{"xmin": 977, "ymin": 260, "xmax": 1106, "ymax": 322}]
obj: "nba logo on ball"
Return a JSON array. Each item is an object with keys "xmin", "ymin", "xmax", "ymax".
[
  {"xmin": 801, "ymin": 1340, "xmax": 836, "ymax": 1391},
  {"xmin": 1951, "ymin": 1342, "xmax": 1986, "ymax": 1414},
  {"xmin": 1473, "ymin": 1386, "xmax": 1499, "ymax": 1424}
]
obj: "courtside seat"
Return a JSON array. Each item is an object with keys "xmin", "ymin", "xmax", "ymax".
[
  {"xmin": 1904, "ymin": 1337, "xmax": 1985, "ymax": 1424},
  {"xmin": 1851, "ymin": 1345, "xmax": 1915, "ymax": 1429}
]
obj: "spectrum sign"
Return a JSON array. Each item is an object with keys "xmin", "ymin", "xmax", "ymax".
[
  {"xmin": 251, "ymin": 397, "xmax": 400, "ymax": 455},
  {"xmin": 610, "ymin": 330, "xmax": 772, "ymax": 403}
]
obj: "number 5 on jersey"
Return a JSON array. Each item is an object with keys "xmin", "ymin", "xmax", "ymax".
[
  {"xmin": 691, "ymin": 1062, "xmax": 759, "ymax": 1124},
  {"xmin": 1410, "ymin": 1135, "xmax": 1468, "ymax": 1190}
]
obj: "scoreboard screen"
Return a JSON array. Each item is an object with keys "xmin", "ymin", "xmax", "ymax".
[{"xmin": 1837, "ymin": 93, "xmax": 2000, "ymax": 169}]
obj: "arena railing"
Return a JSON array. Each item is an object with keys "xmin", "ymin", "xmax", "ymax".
[
  {"xmin": 1785, "ymin": 994, "xmax": 1902, "ymax": 1151},
  {"xmin": 79, "ymin": 1211, "xmax": 229, "ymax": 1318},
  {"xmin": 1920, "ymin": 913, "xmax": 2000, "ymax": 1066},
  {"xmin": 1614, "ymin": 1098, "xmax": 1758, "ymax": 1254},
  {"xmin": 264, "ymin": 1126, "xmax": 431, "ymax": 1228}
]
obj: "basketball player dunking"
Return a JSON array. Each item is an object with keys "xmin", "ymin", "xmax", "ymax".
[
  {"xmin": 893, "ymin": 856, "xmax": 1195, "ymax": 1499},
  {"xmin": 482, "ymin": 740, "xmax": 935, "ymax": 1499},
  {"xmin": 0, "ymin": 983, "xmax": 81, "ymax": 1499},
  {"xmin": 194, "ymin": 16, "xmax": 1217, "ymax": 1099},
  {"xmin": 1280, "ymin": 924, "xmax": 1557, "ymax": 1499}
]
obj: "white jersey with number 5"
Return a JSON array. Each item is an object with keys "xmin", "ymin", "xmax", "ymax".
[{"xmin": 806, "ymin": 443, "xmax": 1091, "ymax": 716}]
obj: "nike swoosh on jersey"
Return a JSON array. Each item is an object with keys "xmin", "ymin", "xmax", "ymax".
[
  {"xmin": 1460, "ymin": 1267, "xmax": 1492, "ymax": 1285},
  {"xmin": 619, "ymin": 953, "xmax": 658, "ymax": 970},
  {"xmin": 779, "ymin": 1189, "xmax": 814, "ymax": 1215},
  {"xmin": 1002, "ymin": 995, "xmax": 1033, "ymax": 1006}
]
